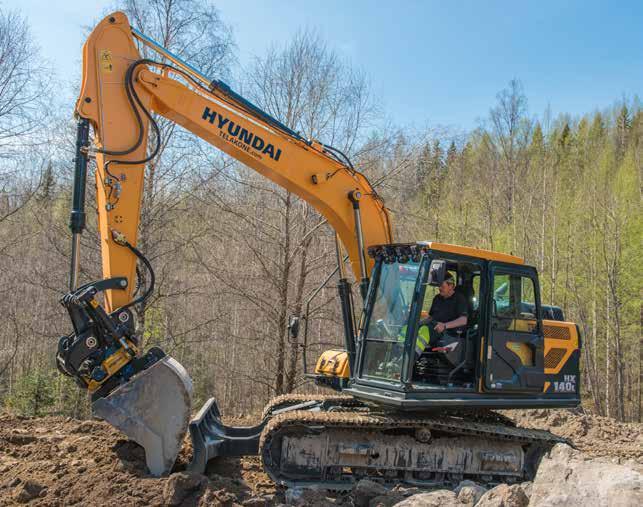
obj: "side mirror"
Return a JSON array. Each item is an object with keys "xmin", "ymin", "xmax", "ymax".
[
  {"xmin": 428, "ymin": 260, "xmax": 447, "ymax": 286},
  {"xmin": 288, "ymin": 316, "xmax": 300, "ymax": 339}
]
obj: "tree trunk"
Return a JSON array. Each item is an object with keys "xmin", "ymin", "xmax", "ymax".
[
  {"xmin": 285, "ymin": 230, "xmax": 312, "ymax": 393},
  {"xmin": 274, "ymin": 192, "xmax": 292, "ymax": 395},
  {"xmin": 605, "ymin": 290, "xmax": 611, "ymax": 418}
]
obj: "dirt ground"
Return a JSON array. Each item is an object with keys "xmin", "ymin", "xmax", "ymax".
[
  {"xmin": 0, "ymin": 413, "xmax": 274, "ymax": 506},
  {"xmin": 504, "ymin": 408, "xmax": 643, "ymax": 464},
  {"xmin": 0, "ymin": 408, "xmax": 641, "ymax": 506}
]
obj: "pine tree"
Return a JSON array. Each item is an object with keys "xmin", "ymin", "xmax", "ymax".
[
  {"xmin": 415, "ymin": 142, "xmax": 432, "ymax": 186},
  {"xmin": 4, "ymin": 369, "xmax": 55, "ymax": 416},
  {"xmin": 446, "ymin": 141, "xmax": 458, "ymax": 168},
  {"xmin": 37, "ymin": 160, "xmax": 55, "ymax": 202},
  {"xmin": 615, "ymin": 104, "xmax": 631, "ymax": 160}
]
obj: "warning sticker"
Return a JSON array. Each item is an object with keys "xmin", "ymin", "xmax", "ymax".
[{"xmin": 100, "ymin": 50, "xmax": 113, "ymax": 73}]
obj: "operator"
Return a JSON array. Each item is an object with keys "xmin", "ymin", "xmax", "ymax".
[{"xmin": 416, "ymin": 273, "xmax": 467, "ymax": 356}]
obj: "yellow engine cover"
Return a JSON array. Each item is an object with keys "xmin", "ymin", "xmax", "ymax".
[{"xmin": 314, "ymin": 349, "xmax": 350, "ymax": 379}]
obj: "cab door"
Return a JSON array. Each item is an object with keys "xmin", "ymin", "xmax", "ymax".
[{"xmin": 483, "ymin": 264, "xmax": 545, "ymax": 393}]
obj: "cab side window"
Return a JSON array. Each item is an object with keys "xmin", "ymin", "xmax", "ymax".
[{"xmin": 492, "ymin": 272, "xmax": 538, "ymax": 333}]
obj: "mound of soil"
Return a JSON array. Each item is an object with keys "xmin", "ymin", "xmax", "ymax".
[
  {"xmin": 0, "ymin": 413, "xmax": 272, "ymax": 506},
  {"xmin": 505, "ymin": 408, "xmax": 643, "ymax": 464},
  {"xmin": 0, "ymin": 408, "xmax": 640, "ymax": 505}
]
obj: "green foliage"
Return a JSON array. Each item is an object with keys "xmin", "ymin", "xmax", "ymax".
[
  {"xmin": 4, "ymin": 369, "xmax": 56, "ymax": 417},
  {"xmin": 53, "ymin": 376, "xmax": 91, "ymax": 419},
  {"xmin": 409, "ymin": 88, "xmax": 641, "ymax": 420}
]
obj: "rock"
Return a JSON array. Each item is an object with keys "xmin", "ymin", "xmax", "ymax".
[
  {"xmin": 392, "ymin": 489, "xmax": 458, "ymax": 507},
  {"xmin": 284, "ymin": 487, "xmax": 304, "ymax": 505},
  {"xmin": 285, "ymin": 487, "xmax": 335, "ymax": 506},
  {"xmin": 621, "ymin": 459, "xmax": 643, "ymax": 475},
  {"xmin": 455, "ymin": 480, "xmax": 487, "ymax": 505},
  {"xmin": 196, "ymin": 488, "xmax": 240, "ymax": 507},
  {"xmin": 13, "ymin": 480, "xmax": 47, "ymax": 503},
  {"xmin": 391, "ymin": 485, "xmax": 423, "ymax": 497},
  {"xmin": 242, "ymin": 496, "xmax": 267, "ymax": 507},
  {"xmin": 475, "ymin": 484, "xmax": 528, "ymax": 507},
  {"xmin": 518, "ymin": 481, "xmax": 531, "ymax": 500},
  {"xmin": 354, "ymin": 479, "xmax": 388, "ymax": 507},
  {"xmin": 162, "ymin": 471, "xmax": 208, "ymax": 506},
  {"xmin": 7, "ymin": 477, "xmax": 21, "ymax": 488},
  {"xmin": 209, "ymin": 488, "xmax": 239, "ymax": 505},
  {"xmin": 370, "ymin": 492, "xmax": 406, "ymax": 507},
  {"xmin": 530, "ymin": 443, "xmax": 643, "ymax": 507}
]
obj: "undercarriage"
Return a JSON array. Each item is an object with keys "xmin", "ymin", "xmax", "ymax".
[{"xmin": 189, "ymin": 394, "xmax": 568, "ymax": 490}]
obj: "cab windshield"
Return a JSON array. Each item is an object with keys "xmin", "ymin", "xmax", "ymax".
[{"xmin": 361, "ymin": 260, "xmax": 420, "ymax": 381}]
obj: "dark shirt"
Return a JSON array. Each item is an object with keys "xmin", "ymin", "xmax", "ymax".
[{"xmin": 429, "ymin": 291, "xmax": 468, "ymax": 324}]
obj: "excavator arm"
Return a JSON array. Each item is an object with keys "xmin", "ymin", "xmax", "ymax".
[{"xmin": 58, "ymin": 12, "xmax": 392, "ymax": 476}]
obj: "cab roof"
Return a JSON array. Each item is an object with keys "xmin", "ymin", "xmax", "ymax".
[
  {"xmin": 418, "ymin": 241, "xmax": 525, "ymax": 265},
  {"xmin": 367, "ymin": 242, "xmax": 525, "ymax": 265}
]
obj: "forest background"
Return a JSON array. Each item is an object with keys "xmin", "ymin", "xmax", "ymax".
[{"xmin": 0, "ymin": 0, "xmax": 640, "ymax": 423}]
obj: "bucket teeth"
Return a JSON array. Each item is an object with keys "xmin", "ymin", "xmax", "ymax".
[{"xmin": 92, "ymin": 356, "xmax": 193, "ymax": 475}]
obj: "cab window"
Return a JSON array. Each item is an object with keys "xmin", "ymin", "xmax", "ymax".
[
  {"xmin": 362, "ymin": 261, "xmax": 419, "ymax": 381},
  {"xmin": 492, "ymin": 272, "xmax": 538, "ymax": 333}
]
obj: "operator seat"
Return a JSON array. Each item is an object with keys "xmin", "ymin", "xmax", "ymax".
[
  {"xmin": 453, "ymin": 281, "xmax": 476, "ymax": 365},
  {"xmin": 455, "ymin": 283, "xmax": 474, "ymax": 328}
]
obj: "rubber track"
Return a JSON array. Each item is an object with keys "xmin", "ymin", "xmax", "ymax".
[
  {"xmin": 261, "ymin": 393, "xmax": 358, "ymax": 419},
  {"xmin": 259, "ymin": 409, "xmax": 569, "ymax": 487}
]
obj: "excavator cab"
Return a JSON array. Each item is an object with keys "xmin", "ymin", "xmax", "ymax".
[{"xmin": 344, "ymin": 242, "xmax": 580, "ymax": 411}]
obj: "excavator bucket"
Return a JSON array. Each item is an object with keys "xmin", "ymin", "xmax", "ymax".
[{"xmin": 92, "ymin": 356, "xmax": 193, "ymax": 476}]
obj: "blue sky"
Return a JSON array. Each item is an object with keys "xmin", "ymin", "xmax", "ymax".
[{"xmin": 12, "ymin": 0, "xmax": 643, "ymax": 130}]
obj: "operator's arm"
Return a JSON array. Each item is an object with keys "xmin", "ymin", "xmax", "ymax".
[
  {"xmin": 442, "ymin": 315, "xmax": 467, "ymax": 331},
  {"xmin": 418, "ymin": 298, "xmax": 436, "ymax": 327}
]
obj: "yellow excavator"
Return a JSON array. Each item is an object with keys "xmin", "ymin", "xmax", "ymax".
[{"xmin": 56, "ymin": 12, "xmax": 581, "ymax": 486}]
